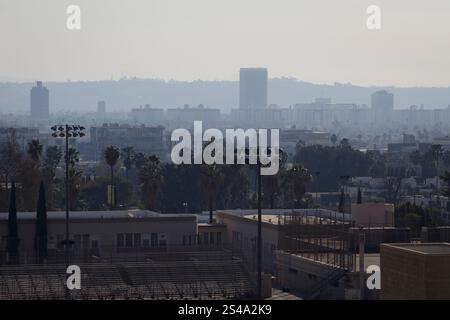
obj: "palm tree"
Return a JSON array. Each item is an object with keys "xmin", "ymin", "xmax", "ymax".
[
  {"xmin": 133, "ymin": 152, "xmax": 146, "ymax": 170},
  {"xmin": 139, "ymin": 155, "xmax": 162, "ymax": 210},
  {"xmin": 121, "ymin": 147, "xmax": 135, "ymax": 183},
  {"xmin": 330, "ymin": 134, "xmax": 338, "ymax": 146},
  {"xmin": 104, "ymin": 146, "xmax": 120, "ymax": 209},
  {"xmin": 43, "ymin": 146, "xmax": 62, "ymax": 210},
  {"xmin": 201, "ymin": 165, "xmax": 224, "ymax": 223},
  {"xmin": 283, "ymin": 164, "xmax": 312, "ymax": 208},
  {"xmin": 27, "ymin": 139, "xmax": 43, "ymax": 163}
]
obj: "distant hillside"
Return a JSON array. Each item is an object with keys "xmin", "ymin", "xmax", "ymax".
[{"xmin": 1, "ymin": 78, "xmax": 450, "ymax": 114}]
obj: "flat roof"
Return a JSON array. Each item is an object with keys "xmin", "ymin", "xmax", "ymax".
[
  {"xmin": 0, "ymin": 210, "xmax": 196, "ymax": 221},
  {"xmin": 217, "ymin": 208, "xmax": 351, "ymax": 223},
  {"xmin": 382, "ymin": 243, "xmax": 450, "ymax": 255}
]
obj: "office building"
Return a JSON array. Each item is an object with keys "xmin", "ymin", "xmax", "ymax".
[
  {"xmin": 239, "ymin": 68, "xmax": 268, "ymax": 109},
  {"xmin": 30, "ymin": 81, "xmax": 49, "ymax": 119}
]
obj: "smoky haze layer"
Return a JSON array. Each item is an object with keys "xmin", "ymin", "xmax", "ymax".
[{"xmin": 1, "ymin": 78, "xmax": 450, "ymax": 114}]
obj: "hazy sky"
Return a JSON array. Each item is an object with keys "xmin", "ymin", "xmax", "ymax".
[{"xmin": 1, "ymin": 0, "xmax": 450, "ymax": 86}]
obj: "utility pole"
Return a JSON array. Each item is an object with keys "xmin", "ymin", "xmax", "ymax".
[
  {"xmin": 257, "ymin": 159, "xmax": 262, "ymax": 299},
  {"xmin": 359, "ymin": 229, "xmax": 366, "ymax": 300}
]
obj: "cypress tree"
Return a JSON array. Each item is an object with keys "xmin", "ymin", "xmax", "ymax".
[
  {"xmin": 35, "ymin": 181, "xmax": 48, "ymax": 263},
  {"xmin": 357, "ymin": 187, "xmax": 362, "ymax": 204},
  {"xmin": 7, "ymin": 181, "xmax": 19, "ymax": 262},
  {"xmin": 338, "ymin": 188, "xmax": 345, "ymax": 213}
]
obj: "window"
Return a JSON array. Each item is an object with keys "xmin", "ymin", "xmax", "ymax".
[
  {"xmin": 217, "ymin": 232, "xmax": 222, "ymax": 245},
  {"xmin": 82, "ymin": 234, "xmax": 90, "ymax": 249},
  {"xmin": 57, "ymin": 234, "xmax": 64, "ymax": 249},
  {"xmin": 133, "ymin": 234, "xmax": 141, "ymax": 248},
  {"xmin": 125, "ymin": 233, "xmax": 133, "ymax": 248},
  {"xmin": 183, "ymin": 235, "xmax": 187, "ymax": 246},
  {"xmin": 91, "ymin": 240, "xmax": 99, "ymax": 249},
  {"xmin": 203, "ymin": 232, "xmax": 209, "ymax": 245},
  {"xmin": 74, "ymin": 234, "xmax": 82, "ymax": 249},
  {"xmin": 117, "ymin": 234, "xmax": 124, "ymax": 248},
  {"xmin": 210, "ymin": 232, "xmax": 214, "ymax": 245},
  {"xmin": 151, "ymin": 233, "xmax": 158, "ymax": 247},
  {"xmin": 143, "ymin": 239, "xmax": 150, "ymax": 247}
]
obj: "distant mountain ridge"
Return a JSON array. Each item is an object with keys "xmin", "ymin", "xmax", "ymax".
[{"xmin": 1, "ymin": 78, "xmax": 449, "ymax": 114}]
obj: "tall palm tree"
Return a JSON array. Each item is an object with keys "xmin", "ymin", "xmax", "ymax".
[
  {"xmin": 43, "ymin": 146, "xmax": 62, "ymax": 210},
  {"xmin": 104, "ymin": 146, "xmax": 120, "ymax": 209},
  {"xmin": 121, "ymin": 146, "xmax": 135, "ymax": 183},
  {"xmin": 27, "ymin": 139, "xmax": 43, "ymax": 163},
  {"xmin": 139, "ymin": 155, "xmax": 162, "ymax": 210}
]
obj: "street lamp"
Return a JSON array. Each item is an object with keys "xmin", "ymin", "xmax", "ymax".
[{"xmin": 50, "ymin": 124, "xmax": 85, "ymax": 299}]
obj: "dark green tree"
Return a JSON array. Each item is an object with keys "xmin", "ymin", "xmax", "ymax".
[
  {"xmin": 43, "ymin": 146, "xmax": 62, "ymax": 210},
  {"xmin": 121, "ymin": 146, "xmax": 135, "ymax": 183},
  {"xmin": 27, "ymin": 139, "xmax": 43, "ymax": 163},
  {"xmin": 7, "ymin": 181, "xmax": 19, "ymax": 261},
  {"xmin": 104, "ymin": 146, "xmax": 120, "ymax": 209},
  {"xmin": 357, "ymin": 187, "xmax": 362, "ymax": 204},
  {"xmin": 139, "ymin": 155, "xmax": 162, "ymax": 210},
  {"xmin": 338, "ymin": 188, "xmax": 345, "ymax": 213},
  {"xmin": 441, "ymin": 171, "xmax": 450, "ymax": 197},
  {"xmin": 35, "ymin": 181, "xmax": 47, "ymax": 263}
]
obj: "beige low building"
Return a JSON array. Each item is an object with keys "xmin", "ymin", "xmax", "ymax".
[
  {"xmin": 0, "ymin": 210, "xmax": 198, "ymax": 261},
  {"xmin": 351, "ymin": 203, "xmax": 395, "ymax": 227}
]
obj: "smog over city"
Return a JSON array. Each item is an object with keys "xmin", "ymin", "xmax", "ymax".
[{"xmin": 0, "ymin": 0, "xmax": 449, "ymax": 310}]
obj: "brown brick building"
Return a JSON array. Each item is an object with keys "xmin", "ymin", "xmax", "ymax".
[{"xmin": 381, "ymin": 243, "xmax": 450, "ymax": 299}]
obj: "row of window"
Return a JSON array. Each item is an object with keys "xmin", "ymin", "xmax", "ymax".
[
  {"xmin": 116, "ymin": 233, "xmax": 166, "ymax": 248},
  {"xmin": 51, "ymin": 234, "xmax": 99, "ymax": 250},
  {"xmin": 183, "ymin": 232, "xmax": 222, "ymax": 246}
]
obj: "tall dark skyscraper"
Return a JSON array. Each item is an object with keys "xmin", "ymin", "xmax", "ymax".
[
  {"xmin": 371, "ymin": 90, "xmax": 394, "ymax": 111},
  {"xmin": 30, "ymin": 81, "xmax": 49, "ymax": 119},
  {"xmin": 239, "ymin": 68, "xmax": 268, "ymax": 109}
]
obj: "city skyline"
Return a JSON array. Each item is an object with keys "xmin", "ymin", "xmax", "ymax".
[{"xmin": 1, "ymin": 0, "xmax": 450, "ymax": 87}]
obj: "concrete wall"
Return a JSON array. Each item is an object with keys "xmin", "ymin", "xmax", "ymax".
[
  {"xmin": 275, "ymin": 251, "xmax": 346, "ymax": 299},
  {"xmin": 215, "ymin": 211, "xmax": 279, "ymax": 273}
]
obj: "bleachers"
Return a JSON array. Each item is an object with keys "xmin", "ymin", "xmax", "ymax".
[{"xmin": 0, "ymin": 250, "xmax": 254, "ymax": 300}]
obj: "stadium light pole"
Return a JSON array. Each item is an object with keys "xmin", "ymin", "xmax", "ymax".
[
  {"xmin": 51, "ymin": 124, "xmax": 85, "ymax": 299},
  {"xmin": 237, "ymin": 146, "xmax": 282, "ymax": 299}
]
